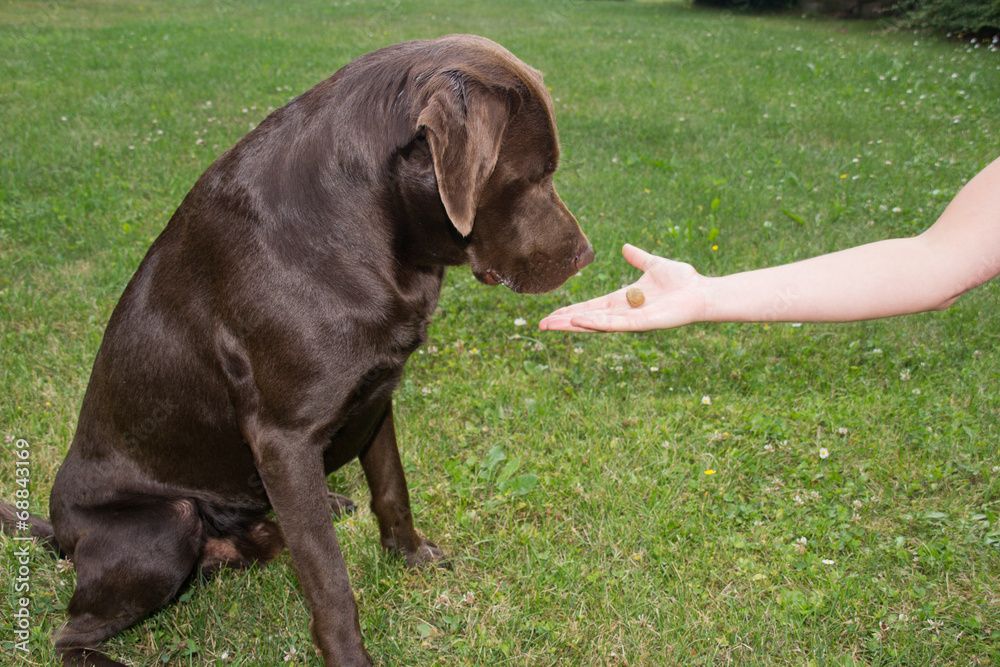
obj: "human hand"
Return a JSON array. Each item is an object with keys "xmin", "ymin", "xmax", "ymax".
[{"xmin": 538, "ymin": 244, "xmax": 708, "ymax": 332}]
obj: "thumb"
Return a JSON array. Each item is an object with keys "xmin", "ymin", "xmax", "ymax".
[{"xmin": 621, "ymin": 244, "xmax": 658, "ymax": 273}]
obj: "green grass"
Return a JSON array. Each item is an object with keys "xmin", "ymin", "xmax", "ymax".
[{"xmin": 3, "ymin": 0, "xmax": 1000, "ymax": 664}]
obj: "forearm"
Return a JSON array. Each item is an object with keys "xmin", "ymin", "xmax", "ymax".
[
  {"xmin": 700, "ymin": 157, "xmax": 1000, "ymax": 325},
  {"xmin": 700, "ymin": 236, "xmax": 959, "ymax": 323}
]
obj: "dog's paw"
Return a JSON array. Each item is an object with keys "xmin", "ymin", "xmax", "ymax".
[
  {"xmin": 326, "ymin": 492, "xmax": 359, "ymax": 518},
  {"xmin": 403, "ymin": 539, "xmax": 450, "ymax": 569}
]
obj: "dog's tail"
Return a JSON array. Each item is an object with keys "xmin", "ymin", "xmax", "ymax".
[{"xmin": 0, "ymin": 500, "xmax": 60, "ymax": 555}]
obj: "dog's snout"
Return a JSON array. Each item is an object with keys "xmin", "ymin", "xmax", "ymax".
[{"xmin": 573, "ymin": 242, "xmax": 595, "ymax": 272}]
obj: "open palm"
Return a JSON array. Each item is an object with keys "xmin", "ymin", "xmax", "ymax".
[{"xmin": 539, "ymin": 244, "xmax": 708, "ymax": 332}]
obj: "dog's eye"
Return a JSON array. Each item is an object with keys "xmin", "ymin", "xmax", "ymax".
[
  {"xmin": 529, "ymin": 169, "xmax": 555, "ymax": 183},
  {"xmin": 530, "ymin": 163, "xmax": 556, "ymax": 184}
]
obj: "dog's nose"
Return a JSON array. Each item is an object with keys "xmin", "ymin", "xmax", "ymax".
[{"xmin": 573, "ymin": 242, "xmax": 595, "ymax": 271}]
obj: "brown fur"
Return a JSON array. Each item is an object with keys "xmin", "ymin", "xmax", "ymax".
[{"xmin": 1, "ymin": 35, "xmax": 591, "ymax": 666}]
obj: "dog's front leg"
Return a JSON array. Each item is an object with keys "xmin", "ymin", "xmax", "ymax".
[
  {"xmin": 361, "ymin": 406, "xmax": 446, "ymax": 567},
  {"xmin": 254, "ymin": 440, "xmax": 373, "ymax": 667}
]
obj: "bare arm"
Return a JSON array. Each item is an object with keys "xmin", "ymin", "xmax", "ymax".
[{"xmin": 539, "ymin": 156, "xmax": 1000, "ymax": 333}]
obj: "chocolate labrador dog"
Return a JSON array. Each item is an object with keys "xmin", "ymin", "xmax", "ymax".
[{"xmin": 0, "ymin": 34, "xmax": 592, "ymax": 666}]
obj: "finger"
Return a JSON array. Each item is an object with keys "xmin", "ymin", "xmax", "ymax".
[
  {"xmin": 568, "ymin": 313, "xmax": 647, "ymax": 332},
  {"xmin": 537, "ymin": 317, "xmax": 609, "ymax": 333},
  {"xmin": 540, "ymin": 301, "xmax": 635, "ymax": 331},
  {"xmin": 541, "ymin": 290, "xmax": 626, "ymax": 318},
  {"xmin": 537, "ymin": 314, "xmax": 574, "ymax": 330},
  {"xmin": 621, "ymin": 244, "xmax": 659, "ymax": 273},
  {"xmin": 539, "ymin": 306, "xmax": 622, "ymax": 330},
  {"xmin": 539, "ymin": 308, "xmax": 627, "ymax": 331}
]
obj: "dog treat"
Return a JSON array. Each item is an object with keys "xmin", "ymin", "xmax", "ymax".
[{"xmin": 626, "ymin": 286, "xmax": 645, "ymax": 308}]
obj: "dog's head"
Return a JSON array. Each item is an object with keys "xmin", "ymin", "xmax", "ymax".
[{"xmin": 414, "ymin": 35, "xmax": 593, "ymax": 294}]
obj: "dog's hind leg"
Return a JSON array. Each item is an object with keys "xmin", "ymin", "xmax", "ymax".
[
  {"xmin": 197, "ymin": 517, "xmax": 283, "ymax": 577},
  {"xmin": 327, "ymin": 492, "xmax": 359, "ymax": 517},
  {"xmin": 0, "ymin": 500, "xmax": 60, "ymax": 554},
  {"xmin": 55, "ymin": 498, "xmax": 203, "ymax": 667}
]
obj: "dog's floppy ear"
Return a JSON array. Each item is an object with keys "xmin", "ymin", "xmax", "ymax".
[{"xmin": 417, "ymin": 72, "xmax": 511, "ymax": 237}]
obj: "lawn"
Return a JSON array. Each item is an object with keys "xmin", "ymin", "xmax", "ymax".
[{"xmin": 2, "ymin": 0, "xmax": 999, "ymax": 665}]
